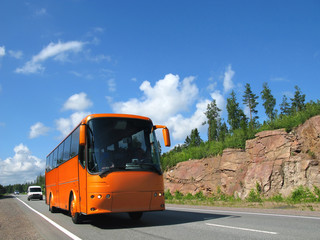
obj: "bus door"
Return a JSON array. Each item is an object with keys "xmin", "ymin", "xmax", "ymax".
[{"xmin": 78, "ymin": 149, "xmax": 87, "ymax": 214}]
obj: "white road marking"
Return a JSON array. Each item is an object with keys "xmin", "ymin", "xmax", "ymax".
[
  {"xmin": 167, "ymin": 206, "xmax": 320, "ymax": 220},
  {"xmin": 206, "ymin": 223, "xmax": 278, "ymax": 235},
  {"xmin": 15, "ymin": 197, "xmax": 82, "ymax": 240}
]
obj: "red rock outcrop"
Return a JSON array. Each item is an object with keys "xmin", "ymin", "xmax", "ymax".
[{"xmin": 164, "ymin": 115, "xmax": 320, "ymax": 198}]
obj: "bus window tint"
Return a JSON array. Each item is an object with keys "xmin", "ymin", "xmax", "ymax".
[
  {"xmin": 63, "ymin": 135, "xmax": 71, "ymax": 161},
  {"xmin": 57, "ymin": 143, "xmax": 64, "ymax": 165},
  {"xmin": 70, "ymin": 127, "xmax": 80, "ymax": 158},
  {"xmin": 52, "ymin": 149, "xmax": 57, "ymax": 168}
]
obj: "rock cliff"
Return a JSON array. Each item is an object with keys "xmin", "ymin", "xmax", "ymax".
[{"xmin": 164, "ymin": 115, "xmax": 320, "ymax": 199}]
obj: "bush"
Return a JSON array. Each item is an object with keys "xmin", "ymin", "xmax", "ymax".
[
  {"xmin": 174, "ymin": 190, "xmax": 184, "ymax": 200},
  {"xmin": 289, "ymin": 186, "xmax": 317, "ymax": 203},
  {"xmin": 246, "ymin": 189, "xmax": 262, "ymax": 202},
  {"xmin": 164, "ymin": 190, "xmax": 173, "ymax": 200}
]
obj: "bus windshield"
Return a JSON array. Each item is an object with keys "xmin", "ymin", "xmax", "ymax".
[{"xmin": 87, "ymin": 117, "xmax": 162, "ymax": 175}]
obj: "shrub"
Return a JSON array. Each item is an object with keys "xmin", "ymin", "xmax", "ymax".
[
  {"xmin": 289, "ymin": 186, "xmax": 317, "ymax": 203},
  {"xmin": 164, "ymin": 190, "xmax": 173, "ymax": 200},
  {"xmin": 174, "ymin": 190, "xmax": 184, "ymax": 200},
  {"xmin": 246, "ymin": 189, "xmax": 262, "ymax": 202}
]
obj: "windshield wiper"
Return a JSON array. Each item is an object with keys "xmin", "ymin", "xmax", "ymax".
[
  {"xmin": 99, "ymin": 166, "xmax": 125, "ymax": 177},
  {"xmin": 136, "ymin": 163, "xmax": 162, "ymax": 175}
]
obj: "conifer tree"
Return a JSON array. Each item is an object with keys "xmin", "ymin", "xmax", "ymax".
[
  {"xmin": 227, "ymin": 91, "xmax": 246, "ymax": 132},
  {"xmin": 280, "ymin": 95, "xmax": 291, "ymax": 116},
  {"xmin": 184, "ymin": 128, "xmax": 202, "ymax": 147},
  {"xmin": 203, "ymin": 99, "xmax": 221, "ymax": 141},
  {"xmin": 291, "ymin": 85, "xmax": 306, "ymax": 112},
  {"xmin": 243, "ymin": 83, "xmax": 259, "ymax": 123},
  {"xmin": 261, "ymin": 82, "xmax": 277, "ymax": 120}
]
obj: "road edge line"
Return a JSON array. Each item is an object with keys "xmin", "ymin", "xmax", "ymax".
[{"xmin": 15, "ymin": 197, "xmax": 82, "ymax": 240}]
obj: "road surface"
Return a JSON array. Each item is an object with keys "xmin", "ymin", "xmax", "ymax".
[{"xmin": 5, "ymin": 195, "xmax": 320, "ymax": 240}]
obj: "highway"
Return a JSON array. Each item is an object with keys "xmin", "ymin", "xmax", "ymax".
[{"xmin": 13, "ymin": 195, "xmax": 320, "ymax": 240}]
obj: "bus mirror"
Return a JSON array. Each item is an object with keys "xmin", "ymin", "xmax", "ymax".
[
  {"xmin": 79, "ymin": 124, "xmax": 86, "ymax": 146},
  {"xmin": 154, "ymin": 125, "xmax": 171, "ymax": 147},
  {"xmin": 162, "ymin": 128, "xmax": 171, "ymax": 147}
]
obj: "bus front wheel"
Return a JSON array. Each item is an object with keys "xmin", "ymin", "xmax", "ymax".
[
  {"xmin": 128, "ymin": 211, "xmax": 143, "ymax": 220},
  {"xmin": 69, "ymin": 195, "xmax": 82, "ymax": 224}
]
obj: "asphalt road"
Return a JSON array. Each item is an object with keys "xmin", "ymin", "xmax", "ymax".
[{"xmin": 12, "ymin": 195, "xmax": 320, "ymax": 240}]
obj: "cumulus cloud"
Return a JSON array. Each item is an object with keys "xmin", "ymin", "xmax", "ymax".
[
  {"xmin": 166, "ymin": 100, "xmax": 210, "ymax": 140},
  {"xmin": 29, "ymin": 122, "xmax": 50, "ymax": 139},
  {"xmin": 56, "ymin": 112, "xmax": 90, "ymax": 137},
  {"xmin": 112, "ymin": 74, "xmax": 199, "ymax": 123},
  {"xmin": 62, "ymin": 92, "xmax": 93, "ymax": 111},
  {"xmin": 0, "ymin": 144, "xmax": 45, "ymax": 185},
  {"xmin": 223, "ymin": 65, "xmax": 235, "ymax": 93},
  {"xmin": 110, "ymin": 74, "xmax": 204, "ymax": 141},
  {"xmin": 0, "ymin": 46, "xmax": 5, "ymax": 57},
  {"xmin": 8, "ymin": 50, "xmax": 23, "ymax": 59},
  {"xmin": 15, "ymin": 41, "xmax": 85, "ymax": 74}
]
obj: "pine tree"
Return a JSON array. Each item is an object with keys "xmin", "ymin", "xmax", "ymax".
[
  {"xmin": 203, "ymin": 99, "xmax": 221, "ymax": 141},
  {"xmin": 184, "ymin": 128, "xmax": 203, "ymax": 147},
  {"xmin": 227, "ymin": 91, "xmax": 246, "ymax": 132},
  {"xmin": 261, "ymin": 82, "xmax": 277, "ymax": 120},
  {"xmin": 291, "ymin": 85, "xmax": 306, "ymax": 112},
  {"xmin": 280, "ymin": 95, "xmax": 291, "ymax": 116},
  {"xmin": 243, "ymin": 83, "xmax": 259, "ymax": 123}
]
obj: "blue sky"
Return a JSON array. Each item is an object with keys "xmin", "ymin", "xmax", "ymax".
[{"xmin": 0, "ymin": 0, "xmax": 319, "ymax": 185}]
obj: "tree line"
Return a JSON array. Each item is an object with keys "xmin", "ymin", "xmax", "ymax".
[
  {"xmin": 161, "ymin": 83, "xmax": 320, "ymax": 169},
  {"xmin": 0, "ymin": 174, "xmax": 45, "ymax": 195}
]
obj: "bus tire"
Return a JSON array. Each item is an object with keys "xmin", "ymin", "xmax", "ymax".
[
  {"xmin": 49, "ymin": 194, "xmax": 57, "ymax": 213},
  {"xmin": 128, "ymin": 211, "xmax": 143, "ymax": 220},
  {"xmin": 70, "ymin": 194, "xmax": 82, "ymax": 224}
]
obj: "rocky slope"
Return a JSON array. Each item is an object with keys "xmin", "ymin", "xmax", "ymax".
[{"xmin": 164, "ymin": 115, "xmax": 320, "ymax": 199}]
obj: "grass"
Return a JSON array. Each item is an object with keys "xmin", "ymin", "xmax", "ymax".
[{"xmin": 165, "ymin": 186, "xmax": 320, "ymax": 211}]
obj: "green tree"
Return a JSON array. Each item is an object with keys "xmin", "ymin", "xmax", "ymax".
[
  {"xmin": 219, "ymin": 122, "xmax": 228, "ymax": 142},
  {"xmin": 0, "ymin": 184, "xmax": 6, "ymax": 195},
  {"xmin": 243, "ymin": 83, "xmax": 259, "ymax": 123},
  {"xmin": 280, "ymin": 95, "xmax": 291, "ymax": 116},
  {"xmin": 227, "ymin": 91, "xmax": 246, "ymax": 132},
  {"xmin": 291, "ymin": 85, "xmax": 306, "ymax": 112},
  {"xmin": 184, "ymin": 128, "xmax": 203, "ymax": 147},
  {"xmin": 203, "ymin": 99, "xmax": 221, "ymax": 141},
  {"xmin": 261, "ymin": 82, "xmax": 277, "ymax": 121}
]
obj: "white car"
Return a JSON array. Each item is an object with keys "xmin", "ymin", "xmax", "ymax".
[{"xmin": 27, "ymin": 186, "xmax": 43, "ymax": 201}]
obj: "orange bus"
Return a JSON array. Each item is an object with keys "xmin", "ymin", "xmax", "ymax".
[{"xmin": 45, "ymin": 113, "xmax": 170, "ymax": 224}]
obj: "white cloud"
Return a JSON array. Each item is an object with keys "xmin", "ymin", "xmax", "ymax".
[
  {"xmin": 107, "ymin": 79, "xmax": 116, "ymax": 92},
  {"xmin": 62, "ymin": 92, "xmax": 93, "ymax": 111},
  {"xmin": 15, "ymin": 41, "xmax": 85, "ymax": 74},
  {"xmin": 223, "ymin": 65, "xmax": 235, "ymax": 93},
  {"xmin": 0, "ymin": 46, "xmax": 5, "ymax": 57},
  {"xmin": 167, "ymin": 100, "xmax": 210, "ymax": 140},
  {"xmin": 111, "ymin": 74, "xmax": 199, "ymax": 123},
  {"xmin": 8, "ymin": 50, "xmax": 23, "ymax": 59},
  {"xmin": 35, "ymin": 8, "xmax": 47, "ymax": 16},
  {"xmin": 56, "ymin": 112, "xmax": 90, "ymax": 137},
  {"xmin": 0, "ymin": 144, "xmax": 45, "ymax": 185},
  {"xmin": 29, "ymin": 122, "xmax": 50, "ymax": 139},
  {"xmin": 210, "ymin": 90, "xmax": 226, "ymax": 113}
]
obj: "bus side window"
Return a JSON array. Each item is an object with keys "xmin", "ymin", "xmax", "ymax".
[
  {"xmin": 63, "ymin": 135, "xmax": 71, "ymax": 161},
  {"xmin": 52, "ymin": 149, "xmax": 57, "ymax": 168},
  {"xmin": 57, "ymin": 143, "xmax": 64, "ymax": 166},
  {"xmin": 70, "ymin": 127, "xmax": 80, "ymax": 158},
  {"xmin": 46, "ymin": 156, "xmax": 50, "ymax": 172}
]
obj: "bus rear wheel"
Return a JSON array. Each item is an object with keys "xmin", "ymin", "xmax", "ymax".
[
  {"xmin": 128, "ymin": 211, "xmax": 143, "ymax": 220},
  {"xmin": 69, "ymin": 195, "xmax": 82, "ymax": 224}
]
